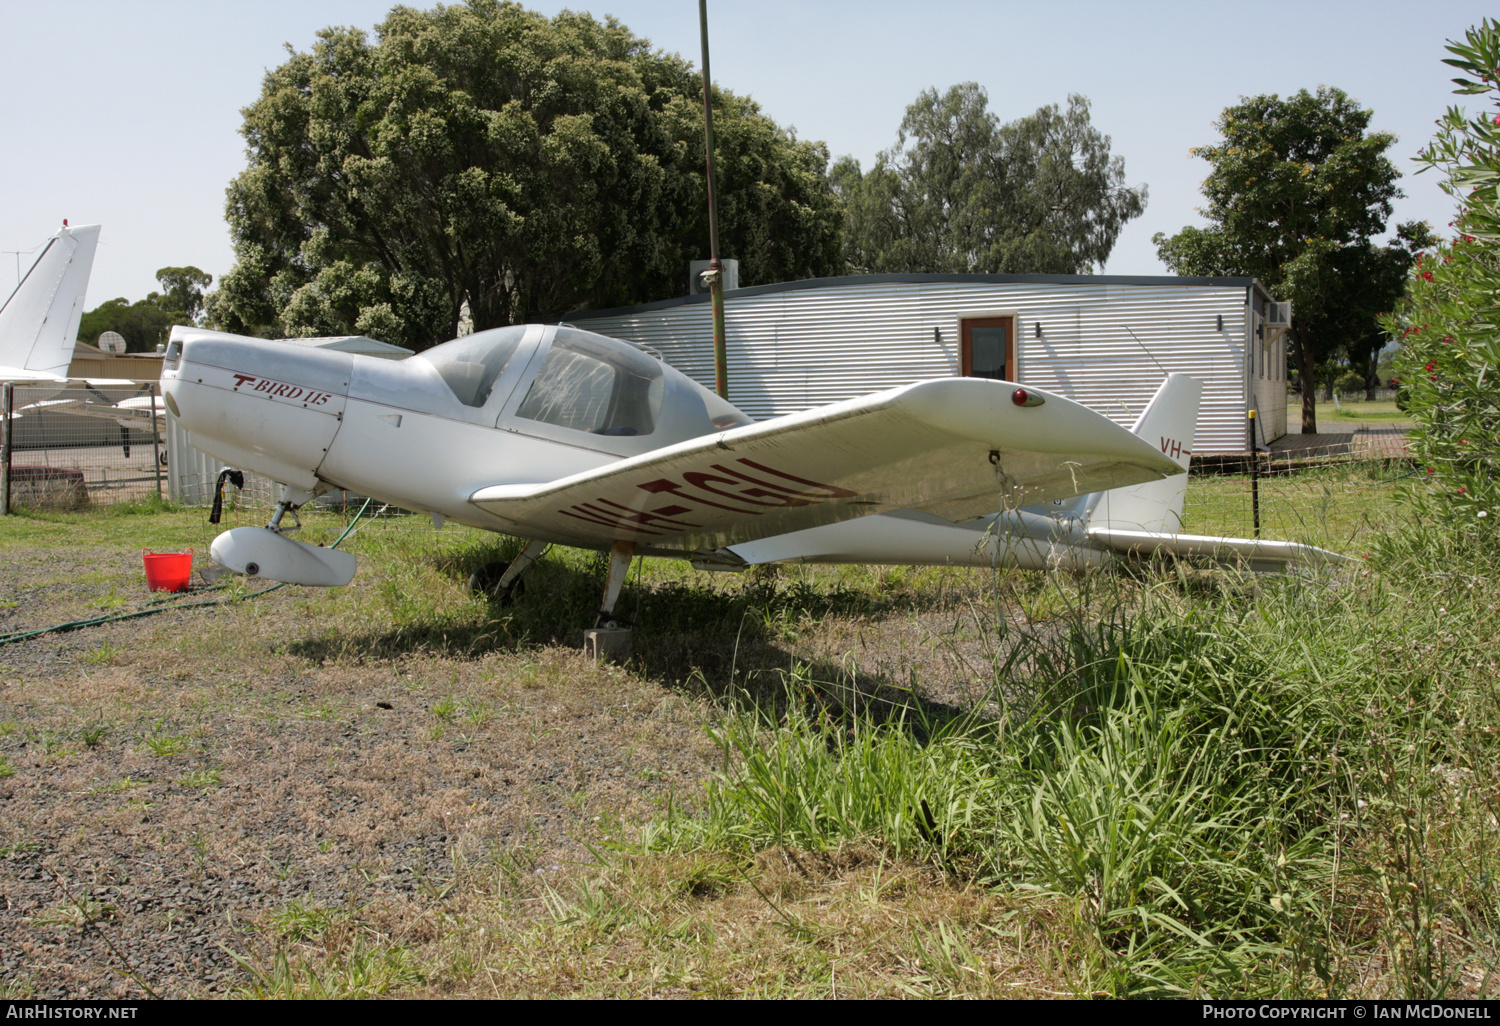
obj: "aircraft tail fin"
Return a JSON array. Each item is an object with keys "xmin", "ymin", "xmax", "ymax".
[
  {"xmin": 0, "ymin": 223, "xmax": 100, "ymax": 380},
  {"xmin": 1086, "ymin": 372, "xmax": 1203, "ymax": 533}
]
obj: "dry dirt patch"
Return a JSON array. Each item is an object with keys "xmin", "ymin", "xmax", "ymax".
[{"xmin": 1, "ymin": 514, "xmax": 1018, "ymax": 997}]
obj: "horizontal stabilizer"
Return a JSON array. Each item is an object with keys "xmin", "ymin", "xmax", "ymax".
[
  {"xmin": 469, "ymin": 378, "xmax": 1183, "ymax": 553},
  {"xmin": 1086, "ymin": 528, "xmax": 1354, "ymax": 567}
]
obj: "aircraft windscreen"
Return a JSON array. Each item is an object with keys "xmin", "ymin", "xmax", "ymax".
[
  {"xmin": 419, "ymin": 326, "xmax": 529, "ymax": 407},
  {"xmin": 516, "ymin": 329, "xmax": 663, "ymax": 436}
]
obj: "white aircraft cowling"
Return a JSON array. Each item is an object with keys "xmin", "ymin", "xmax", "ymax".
[{"xmin": 166, "ymin": 336, "xmax": 352, "ymax": 490}]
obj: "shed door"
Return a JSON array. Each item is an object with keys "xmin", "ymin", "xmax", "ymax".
[{"xmin": 960, "ymin": 316, "xmax": 1015, "ymax": 381}]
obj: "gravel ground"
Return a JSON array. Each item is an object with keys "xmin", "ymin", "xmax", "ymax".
[
  {"xmin": 0, "ymin": 580, "xmax": 723, "ymax": 998},
  {"xmin": 0, "ymin": 515, "xmax": 1031, "ymax": 998}
]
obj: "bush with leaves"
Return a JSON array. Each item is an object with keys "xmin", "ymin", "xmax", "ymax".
[{"xmin": 1385, "ymin": 20, "xmax": 1500, "ymax": 535}]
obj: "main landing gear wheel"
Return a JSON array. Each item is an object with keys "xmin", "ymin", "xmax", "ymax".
[{"xmin": 468, "ymin": 560, "xmax": 526, "ymax": 604}]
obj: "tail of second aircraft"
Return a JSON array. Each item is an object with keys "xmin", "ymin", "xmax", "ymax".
[{"xmin": 0, "ymin": 223, "xmax": 100, "ymax": 381}]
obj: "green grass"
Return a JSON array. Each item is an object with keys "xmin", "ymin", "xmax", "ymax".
[
  {"xmin": 643, "ymin": 546, "xmax": 1500, "ymax": 997},
  {"xmin": 4, "ymin": 464, "xmax": 1495, "ymax": 998},
  {"xmin": 1314, "ymin": 399, "xmax": 1414, "ymax": 428},
  {"xmin": 1183, "ymin": 462, "xmax": 1414, "ymax": 548}
]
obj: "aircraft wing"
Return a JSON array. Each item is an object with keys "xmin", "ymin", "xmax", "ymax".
[
  {"xmin": 13, "ymin": 396, "xmax": 164, "ymax": 428},
  {"xmin": 469, "ymin": 378, "xmax": 1183, "ymax": 553},
  {"xmin": 0, "ymin": 365, "xmax": 67, "ymax": 384}
]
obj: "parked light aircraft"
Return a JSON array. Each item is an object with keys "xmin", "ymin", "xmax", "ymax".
[
  {"xmin": 12, "ymin": 385, "xmax": 168, "ymax": 460},
  {"xmin": 0, "ymin": 222, "xmax": 100, "ymax": 385},
  {"xmin": 160, "ymin": 322, "xmax": 1349, "ymax": 627},
  {"xmin": 1, "ymin": 221, "xmax": 172, "ymax": 456}
]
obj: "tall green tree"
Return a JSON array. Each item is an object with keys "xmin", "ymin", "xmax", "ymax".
[
  {"xmin": 210, "ymin": 1, "xmax": 843, "ymax": 350},
  {"xmin": 1339, "ymin": 223, "xmax": 1438, "ymax": 400},
  {"xmin": 76, "ymin": 265, "xmax": 213, "ymax": 352},
  {"xmin": 835, "ymin": 85, "xmax": 1146, "ymax": 274},
  {"xmin": 1154, "ymin": 87, "xmax": 1417, "ymax": 433},
  {"xmin": 154, "ymin": 266, "xmax": 214, "ymax": 324}
]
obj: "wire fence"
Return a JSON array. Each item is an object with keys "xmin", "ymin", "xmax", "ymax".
[
  {"xmin": 1, "ymin": 383, "xmax": 165, "ymax": 513},
  {"xmin": 1185, "ymin": 444, "xmax": 1415, "ymax": 551}
]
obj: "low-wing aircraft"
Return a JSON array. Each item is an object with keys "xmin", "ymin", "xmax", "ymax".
[
  {"xmin": 11, "ymin": 385, "xmax": 167, "ymax": 459},
  {"xmin": 0, "ymin": 222, "xmax": 100, "ymax": 385},
  {"xmin": 161, "ymin": 322, "xmax": 1349, "ymax": 628}
]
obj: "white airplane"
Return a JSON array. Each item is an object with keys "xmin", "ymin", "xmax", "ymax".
[
  {"xmin": 0, "ymin": 222, "xmax": 100, "ymax": 384},
  {"xmin": 1, "ymin": 221, "xmax": 172, "ymax": 457},
  {"xmin": 11, "ymin": 385, "xmax": 168, "ymax": 460},
  {"xmin": 160, "ymin": 322, "xmax": 1349, "ymax": 627}
]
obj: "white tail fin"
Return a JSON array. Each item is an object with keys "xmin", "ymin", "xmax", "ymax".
[
  {"xmin": 1087, "ymin": 373, "xmax": 1202, "ymax": 533},
  {"xmin": 0, "ymin": 223, "xmax": 100, "ymax": 381}
]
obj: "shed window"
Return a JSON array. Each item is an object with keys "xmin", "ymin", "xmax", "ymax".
[
  {"xmin": 516, "ymin": 329, "xmax": 663, "ymax": 436},
  {"xmin": 960, "ymin": 316, "xmax": 1015, "ymax": 381}
]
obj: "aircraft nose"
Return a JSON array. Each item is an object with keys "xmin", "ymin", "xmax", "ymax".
[{"xmin": 160, "ymin": 330, "xmax": 353, "ymax": 492}]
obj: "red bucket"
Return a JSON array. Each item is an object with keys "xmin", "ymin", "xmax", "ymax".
[{"xmin": 143, "ymin": 548, "xmax": 193, "ymax": 592}]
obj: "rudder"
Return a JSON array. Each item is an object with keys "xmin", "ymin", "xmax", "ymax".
[{"xmin": 1087, "ymin": 373, "xmax": 1202, "ymax": 533}]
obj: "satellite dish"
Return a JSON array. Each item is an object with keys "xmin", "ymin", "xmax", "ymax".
[{"xmin": 98, "ymin": 331, "xmax": 127, "ymax": 355}]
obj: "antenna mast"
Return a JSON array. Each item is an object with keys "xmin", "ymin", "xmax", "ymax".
[{"xmin": 699, "ymin": 0, "xmax": 728, "ymax": 399}]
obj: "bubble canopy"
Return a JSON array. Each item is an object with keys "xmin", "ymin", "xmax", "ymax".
[
  {"xmin": 414, "ymin": 324, "xmax": 753, "ymax": 452},
  {"xmin": 417, "ymin": 325, "xmax": 529, "ymax": 408}
]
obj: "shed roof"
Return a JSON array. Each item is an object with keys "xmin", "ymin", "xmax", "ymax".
[{"xmin": 566, "ymin": 272, "xmax": 1273, "ymax": 321}]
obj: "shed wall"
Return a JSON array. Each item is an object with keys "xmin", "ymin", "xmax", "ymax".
[{"xmin": 570, "ymin": 279, "xmax": 1270, "ymax": 455}]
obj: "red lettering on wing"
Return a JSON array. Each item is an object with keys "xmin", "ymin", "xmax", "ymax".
[
  {"xmin": 735, "ymin": 459, "xmax": 859, "ymax": 498},
  {"xmin": 638, "ymin": 477, "xmax": 761, "ymax": 514},
  {"xmin": 559, "ymin": 460, "xmax": 862, "ymax": 539},
  {"xmin": 558, "ymin": 505, "xmax": 665, "ymax": 536},
  {"xmin": 593, "ymin": 499, "xmax": 701, "ymax": 530},
  {"xmin": 684, "ymin": 471, "xmax": 810, "ymax": 508}
]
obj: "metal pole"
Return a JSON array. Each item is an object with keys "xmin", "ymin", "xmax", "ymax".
[
  {"xmin": 699, "ymin": 0, "xmax": 728, "ymax": 400},
  {"xmin": 150, "ymin": 384, "xmax": 163, "ymax": 501},
  {"xmin": 1248, "ymin": 408, "xmax": 1260, "ymax": 539},
  {"xmin": 1, "ymin": 383, "xmax": 12, "ymax": 516}
]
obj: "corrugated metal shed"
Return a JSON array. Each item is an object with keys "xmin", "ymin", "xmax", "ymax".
[{"xmin": 566, "ymin": 274, "xmax": 1289, "ymax": 455}]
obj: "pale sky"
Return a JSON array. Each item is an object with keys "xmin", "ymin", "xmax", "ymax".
[{"xmin": 0, "ymin": 0, "xmax": 1491, "ymax": 310}]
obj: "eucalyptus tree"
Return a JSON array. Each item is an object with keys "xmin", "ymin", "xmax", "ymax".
[
  {"xmin": 1154, "ymin": 87, "xmax": 1421, "ymax": 432},
  {"xmin": 836, "ymin": 84, "xmax": 1147, "ymax": 275}
]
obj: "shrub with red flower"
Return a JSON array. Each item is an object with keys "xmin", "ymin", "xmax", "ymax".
[{"xmin": 1384, "ymin": 19, "xmax": 1500, "ymax": 538}]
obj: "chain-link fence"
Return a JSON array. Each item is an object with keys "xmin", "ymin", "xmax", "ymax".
[
  {"xmin": 1185, "ymin": 444, "xmax": 1416, "ymax": 551},
  {"xmin": 1, "ymin": 383, "xmax": 165, "ymax": 512}
]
